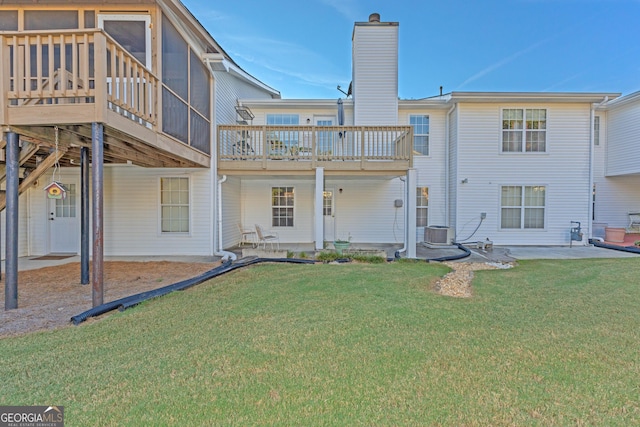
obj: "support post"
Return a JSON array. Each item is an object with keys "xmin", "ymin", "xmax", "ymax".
[
  {"xmin": 4, "ymin": 132, "xmax": 19, "ymax": 310},
  {"xmin": 314, "ymin": 167, "xmax": 324, "ymax": 250},
  {"xmin": 91, "ymin": 123, "xmax": 104, "ymax": 307},
  {"xmin": 80, "ymin": 147, "xmax": 90, "ymax": 285}
]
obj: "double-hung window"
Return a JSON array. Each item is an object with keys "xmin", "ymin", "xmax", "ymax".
[
  {"xmin": 160, "ymin": 177, "xmax": 189, "ymax": 233},
  {"xmin": 410, "ymin": 115, "xmax": 429, "ymax": 155},
  {"xmin": 272, "ymin": 186, "xmax": 294, "ymax": 227},
  {"xmin": 500, "ymin": 185, "xmax": 546, "ymax": 229},
  {"xmin": 416, "ymin": 187, "xmax": 429, "ymax": 227},
  {"xmin": 502, "ymin": 109, "xmax": 547, "ymax": 152}
]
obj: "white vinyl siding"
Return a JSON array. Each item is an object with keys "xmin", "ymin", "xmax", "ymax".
[
  {"xmin": 605, "ymin": 95, "xmax": 640, "ymax": 176},
  {"xmin": 352, "ymin": 23, "xmax": 398, "ymax": 125},
  {"xmin": 456, "ymin": 102, "xmax": 591, "ymax": 245}
]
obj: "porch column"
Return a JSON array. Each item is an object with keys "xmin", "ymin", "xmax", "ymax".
[
  {"xmin": 80, "ymin": 147, "xmax": 90, "ymax": 285},
  {"xmin": 314, "ymin": 167, "xmax": 324, "ymax": 250},
  {"xmin": 406, "ymin": 168, "xmax": 417, "ymax": 258},
  {"xmin": 91, "ymin": 123, "xmax": 104, "ymax": 307},
  {"xmin": 4, "ymin": 132, "xmax": 19, "ymax": 310}
]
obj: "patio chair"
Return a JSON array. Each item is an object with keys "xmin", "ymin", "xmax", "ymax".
[
  {"xmin": 255, "ymin": 224, "xmax": 280, "ymax": 250},
  {"xmin": 237, "ymin": 223, "xmax": 256, "ymax": 247}
]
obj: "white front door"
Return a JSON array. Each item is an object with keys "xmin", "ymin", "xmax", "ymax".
[
  {"xmin": 323, "ymin": 188, "xmax": 335, "ymax": 242},
  {"xmin": 48, "ymin": 182, "xmax": 79, "ymax": 254}
]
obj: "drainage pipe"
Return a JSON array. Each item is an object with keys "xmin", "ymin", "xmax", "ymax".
[
  {"xmin": 70, "ymin": 257, "xmax": 316, "ymax": 325},
  {"xmin": 591, "ymin": 240, "xmax": 640, "ymax": 254},
  {"xmin": 424, "ymin": 243, "xmax": 471, "ymax": 262},
  {"xmin": 215, "ymin": 175, "xmax": 237, "ymax": 262}
]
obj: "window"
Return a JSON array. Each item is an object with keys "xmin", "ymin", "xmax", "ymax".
[
  {"xmin": 55, "ymin": 184, "xmax": 76, "ymax": 218},
  {"xmin": 267, "ymin": 114, "xmax": 299, "ymax": 153},
  {"xmin": 500, "ymin": 185, "xmax": 546, "ymax": 229},
  {"xmin": 323, "ymin": 190, "xmax": 333, "ymax": 216},
  {"xmin": 594, "ymin": 116, "xmax": 600, "ymax": 146},
  {"xmin": 272, "ymin": 187, "xmax": 294, "ymax": 227},
  {"xmin": 267, "ymin": 114, "xmax": 299, "ymax": 125},
  {"xmin": 502, "ymin": 109, "xmax": 546, "ymax": 152},
  {"xmin": 161, "ymin": 177, "xmax": 189, "ymax": 233},
  {"xmin": 410, "ymin": 115, "xmax": 429, "ymax": 155},
  {"xmin": 416, "ymin": 187, "xmax": 429, "ymax": 227}
]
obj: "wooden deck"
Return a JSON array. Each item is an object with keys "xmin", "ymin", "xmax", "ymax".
[
  {"xmin": 218, "ymin": 125, "xmax": 413, "ymax": 174},
  {"xmin": 0, "ymin": 29, "xmax": 209, "ymax": 169}
]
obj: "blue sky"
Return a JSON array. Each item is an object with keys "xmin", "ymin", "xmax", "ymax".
[{"xmin": 183, "ymin": 0, "xmax": 640, "ymax": 99}]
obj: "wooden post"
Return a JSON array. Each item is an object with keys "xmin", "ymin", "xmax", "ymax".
[{"xmin": 91, "ymin": 123, "xmax": 104, "ymax": 307}]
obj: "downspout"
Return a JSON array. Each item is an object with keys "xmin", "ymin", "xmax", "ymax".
[
  {"xmin": 588, "ymin": 96, "xmax": 609, "ymax": 241},
  {"xmin": 395, "ymin": 175, "xmax": 407, "ymax": 257},
  {"xmin": 445, "ymin": 103, "xmax": 456, "ymax": 227},
  {"xmin": 215, "ymin": 175, "xmax": 236, "ymax": 261}
]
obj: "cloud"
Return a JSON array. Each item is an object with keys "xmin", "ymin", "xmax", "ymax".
[
  {"xmin": 225, "ymin": 35, "xmax": 347, "ymax": 97},
  {"xmin": 459, "ymin": 37, "xmax": 551, "ymax": 88},
  {"xmin": 318, "ymin": 0, "xmax": 360, "ymax": 20}
]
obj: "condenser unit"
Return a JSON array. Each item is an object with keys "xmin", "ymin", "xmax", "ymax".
[{"xmin": 425, "ymin": 226, "xmax": 454, "ymax": 245}]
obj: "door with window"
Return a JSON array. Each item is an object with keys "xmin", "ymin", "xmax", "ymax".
[
  {"xmin": 315, "ymin": 117, "xmax": 334, "ymax": 155},
  {"xmin": 48, "ymin": 182, "xmax": 79, "ymax": 253},
  {"xmin": 323, "ymin": 188, "xmax": 335, "ymax": 242}
]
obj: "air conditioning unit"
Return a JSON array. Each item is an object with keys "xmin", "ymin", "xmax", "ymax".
[{"xmin": 425, "ymin": 226, "xmax": 454, "ymax": 245}]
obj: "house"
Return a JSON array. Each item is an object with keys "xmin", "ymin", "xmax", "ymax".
[
  {"xmin": 1, "ymin": 6, "xmax": 638, "ymax": 309},
  {"xmin": 0, "ymin": 0, "xmax": 279, "ymax": 308}
]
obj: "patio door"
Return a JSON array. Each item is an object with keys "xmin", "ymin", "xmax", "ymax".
[
  {"xmin": 48, "ymin": 182, "xmax": 79, "ymax": 254},
  {"xmin": 323, "ymin": 188, "xmax": 335, "ymax": 242},
  {"xmin": 315, "ymin": 117, "xmax": 334, "ymax": 155}
]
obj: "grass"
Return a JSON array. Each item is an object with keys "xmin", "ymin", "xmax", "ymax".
[{"xmin": 2, "ymin": 259, "xmax": 640, "ymax": 425}]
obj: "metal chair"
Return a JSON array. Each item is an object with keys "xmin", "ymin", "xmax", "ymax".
[
  {"xmin": 237, "ymin": 223, "xmax": 256, "ymax": 247},
  {"xmin": 255, "ymin": 224, "xmax": 280, "ymax": 250}
]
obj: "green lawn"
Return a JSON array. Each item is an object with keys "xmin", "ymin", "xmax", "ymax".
[{"xmin": 2, "ymin": 259, "xmax": 640, "ymax": 426}]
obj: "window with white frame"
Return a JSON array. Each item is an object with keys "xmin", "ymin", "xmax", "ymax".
[
  {"xmin": 160, "ymin": 177, "xmax": 189, "ymax": 233},
  {"xmin": 416, "ymin": 187, "xmax": 429, "ymax": 227},
  {"xmin": 502, "ymin": 109, "xmax": 547, "ymax": 152},
  {"xmin": 267, "ymin": 114, "xmax": 299, "ymax": 153},
  {"xmin": 594, "ymin": 116, "xmax": 600, "ymax": 146},
  {"xmin": 272, "ymin": 186, "xmax": 294, "ymax": 227},
  {"xmin": 410, "ymin": 115, "xmax": 430, "ymax": 155},
  {"xmin": 500, "ymin": 185, "xmax": 546, "ymax": 229}
]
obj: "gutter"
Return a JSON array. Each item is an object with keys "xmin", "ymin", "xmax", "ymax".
[
  {"xmin": 395, "ymin": 176, "xmax": 408, "ymax": 257},
  {"xmin": 445, "ymin": 103, "xmax": 456, "ymax": 227}
]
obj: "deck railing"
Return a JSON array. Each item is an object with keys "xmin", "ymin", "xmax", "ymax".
[
  {"xmin": 218, "ymin": 125, "xmax": 413, "ymax": 171},
  {"xmin": 0, "ymin": 29, "xmax": 158, "ymax": 127}
]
